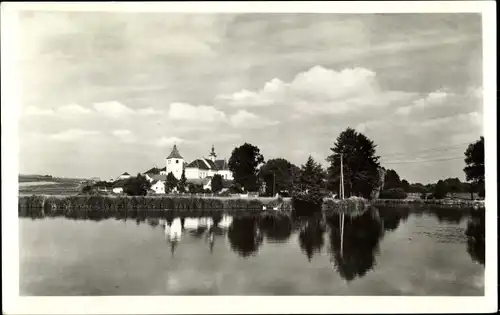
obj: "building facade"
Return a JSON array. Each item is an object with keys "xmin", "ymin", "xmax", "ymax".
[{"xmin": 163, "ymin": 145, "xmax": 233, "ymax": 180}]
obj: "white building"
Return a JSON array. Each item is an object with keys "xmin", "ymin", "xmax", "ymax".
[
  {"xmin": 150, "ymin": 175, "xmax": 167, "ymax": 194},
  {"xmin": 166, "ymin": 145, "xmax": 185, "ymax": 180},
  {"xmin": 184, "ymin": 145, "xmax": 233, "ymax": 180}
]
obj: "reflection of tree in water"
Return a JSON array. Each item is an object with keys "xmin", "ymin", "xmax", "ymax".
[
  {"xmin": 427, "ymin": 207, "xmax": 469, "ymax": 224},
  {"xmin": 228, "ymin": 216, "xmax": 263, "ymax": 257},
  {"xmin": 259, "ymin": 215, "xmax": 293, "ymax": 243},
  {"xmin": 465, "ymin": 211, "xmax": 485, "ymax": 266},
  {"xmin": 377, "ymin": 206, "xmax": 410, "ymax": 232},
  {"xmin": 298, "ymin": 217, "xmax": 325, "ymax": 262},
  {"xmin": 326, "ymin": 207, "xmax": 384, "ymax": 281}
]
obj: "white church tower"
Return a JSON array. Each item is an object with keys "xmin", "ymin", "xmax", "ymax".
[{"xmin": 166, "ymin": 144, "xmax": 184, "ymax": 180}]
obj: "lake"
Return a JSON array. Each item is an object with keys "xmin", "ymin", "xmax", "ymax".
[{"xmin": 19, "ymin": 206, "xmax": 485, "ymax": 296}]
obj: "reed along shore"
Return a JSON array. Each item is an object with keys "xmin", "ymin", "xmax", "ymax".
[{"xmin": 18, "ymin": 195, "xmax": 295, "ymax": 217}]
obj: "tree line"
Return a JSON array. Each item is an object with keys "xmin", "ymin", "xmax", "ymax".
[
  {"xmin": 82, "ymin": 128, "xmax": 485, "ymax": 200},
  {"xmin": 226, "ymin": 128, "xmax": 485, "ymax": 201}
]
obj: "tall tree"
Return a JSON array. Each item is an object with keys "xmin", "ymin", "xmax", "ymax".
[
  {"xmin": 464, "ymin": 136, "xmax": 485, "ymax": 197},
  {"xmin": 177, "ymin": 169, "xmax": 187, "ymax": 193},
  {"xmin": 326, "ymin": 127, "xmax": 381, "ymax": 198},
  {"xmin": 165, "ymin": 172, "xmax": 178, "ymax": 193},
  {"xmin": 123, "ymin": 174, "xmax": 152, "ymax": 196},
  {"xmin": 211, "ymin": 174, "xmax": 224, "ymax": 194},
  {"xmin": 258, "ymin": 158, "xmax": 300, "ymax": 196},
  {"xmin": 383, "ymin": 169, "xmax": 402, "ymax": 190},
  {"xmin": 297, "ymin": 156, "xmax": 326, "ymax": 192},
  {"xmin": 228, "ymin": 143, "xmax": 265, "ymax": 192}
]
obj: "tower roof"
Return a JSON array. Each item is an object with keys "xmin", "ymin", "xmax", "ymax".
[
  {"xmin": 167, "ymin": 144, "xmax": 183, "ymax": 159},
  {"xmin": 208, "ymin": 145, "xmax": 217, "ymax": 158}
]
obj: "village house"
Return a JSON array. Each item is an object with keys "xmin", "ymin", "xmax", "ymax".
[{"xmin": 116, "ymin": 172, "xmax": 131, "ymax": 181}]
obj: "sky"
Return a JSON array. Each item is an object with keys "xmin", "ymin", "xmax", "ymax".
[{"xmin": 17, "ymin": 12, "xmax": 484, "ymax": 183}]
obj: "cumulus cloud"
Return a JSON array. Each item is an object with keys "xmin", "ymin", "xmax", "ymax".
[
  {"xmin": 229, "ymin": 110, "xmax": 279, "ymax": 128},
  {"xmin": 93, "ymin": 101, "xmax": 135, "ymax": 117},
  {"xmin": 48, "ymin": 129, "xmax": 100, "ymax": 141},
  {"xmin": 168, "ymin": 102, "xmax": 226, "ymax": 122},
  {"xmin": 395, "ymin": 88, "xmax": 482, "ymax": 122},
  {"xmin": 216, "ymin": 66, "xmax": 416, "ymax": 115}
]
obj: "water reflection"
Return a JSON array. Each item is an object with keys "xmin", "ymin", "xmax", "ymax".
[
  {"xmin": 377, "ymin": 206, "xmax": 410, "ymax": 232},
  {"xmin": 298, "ymin": 216, "xmax": 325, "ymax": 261},
  {"xmin": 259, "ymin": 215, "xmax": 293, "ymax": 243},
  {"xmin": 465, "ymin": 211, "xmax": 485, "ymax": 265},
  {"xmin": 326, "ymin": 207, "xmax": 384, "ymax": 281},
  {"xmin": 20, "ymin": 206, "xmax": 485, "ymax": 281},
  {"xmin": 228, "ymin": 216, "xmax": 264, "ymax": 257}
]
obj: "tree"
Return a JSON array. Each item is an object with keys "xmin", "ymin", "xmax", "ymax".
[
  {"xmin": 177, "ymin": 169, "xmax": 187, "ymax": 193},
  {"xmin": 211, "ymin": 174, "xmax": 224, "ymax": 194},
  {"xmin": 165, "ymin": 172, "xmax": 178, "ymax": 193},
  {"xmin": 297, "ymin": 156, "xmax": 326, "ymax": 192},
  {"xmin": 432, "ymin": 180, "xmax": 448, "ymax": 199},
  {"xmin": 383, "ymin": 169, "xmax": 402, "ymax": 190},
  {"xmin": 258, "ymin": 158, "xmax": 300, "ymax": 196},
  {"xmin": 326, "ymin": 127, "xmax": 381, "ymax": 198},
  {"xmin": 228, "ymin": 143, "xmax": 265, "ymax": 192},
  {"xmin": 81, "ymin": 185, "xmax": 94, "ymax": 194},
  {"xmin": 464, "ymin": 137, "xmax": 485, "ymax": 197},
  {"xmin": 292, "ymin": 156, "xmax": 327, "ymax": 206},
  {"xmin": 443, "ymin": 178, "xmax": 463, "ymax": 194},
  {"xmin": 401, "ymin": 179, "xmax": 411, "ymax": 193},
  {"xmin": 123, "ymin": 174, "xmax": 152, "ymax": 196}
]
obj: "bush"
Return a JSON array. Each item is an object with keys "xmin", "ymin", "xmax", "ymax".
[{"xmin": 379, "ymin": 188, "xmax": 407, "ymax": 199}]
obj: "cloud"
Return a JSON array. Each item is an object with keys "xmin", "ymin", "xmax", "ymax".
[
  {"xmin": 395, "ymin": 88, "xmax": 482, "ymax": 122},
  {"xmin": 48, "ymin": 129, "xmax": 100, "ymax": 141},
  {"xmin": 58, "ymin": 103, "xmax": 93, "ymax": 115},
  {"xmin": 229, "ymin": 110, "xmax": 279, "ymax": 128},
  {"xmin": 24, "ymin": 102, "xmax": 160, "ymax": 119},
  {"xmin": 216, "ymin": 66, "xmax": 416, "ymax": 115},
  {"xmin": 111, "ymin": 129, "xmax": 136, "ymax": 143},
  {"xmin": 168, "ymin": 102, "xmax": 226, "ymax": 122},
  {"xmin": 93, "ymin": 101, "xmax": 135, "ymax": 117},
  {"xmin": 150, "ymin": 136, "xmax": 185, "ymax": 147}
]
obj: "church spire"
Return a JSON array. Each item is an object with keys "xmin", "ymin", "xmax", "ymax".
[
  {"xmin": 167, "ymin": 144, "xmax": 183, "ymax": 159},
  {"xmin": 208, "ymin": 145, "xmax": 217, "ymax": 161}
]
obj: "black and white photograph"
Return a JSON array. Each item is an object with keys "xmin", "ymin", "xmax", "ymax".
[{"xmin": 1, "ymin": 1, "xmax": 497, "ymax": 314}]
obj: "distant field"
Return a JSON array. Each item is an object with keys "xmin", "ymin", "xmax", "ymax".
[{"xmin": 19, "ymin": 175, "xmax": 85, "ymax": 196}]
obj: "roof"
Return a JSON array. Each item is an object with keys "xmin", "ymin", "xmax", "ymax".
[
  {"xmin": 152, "ymin": 179, "xmax": 165, "ymax": 185},
  {"xmin": 214, "ymin": 159, "xmax": 229, "ymax": 170},
  {"xmin": 121, "ymin": 172, "xmax": 130, "ymax": 176},
  {"xmin": 160, "ymin": 167, "xmax": 166, "ymax": 171},
  {"xmin": 143, "ymin": 167, "xmax": 161, "ymax": 175},
  {"xmin": 167, "ymin": 144, "xmax": 183, "ymax": 159},
  {"xmin": 186, "ymin": 159, "xmax": 210, "ymax": 170},
  {"xmin": 112, "ymin": 179, "xmax": 128, "ymax": 188},
  {"xmin": 204, "ymin": 159, "xmax": 218, "ymax": 170},
  {"xmin": 150, "ymin": 174, "xmax": 167, "ymax": 182}
]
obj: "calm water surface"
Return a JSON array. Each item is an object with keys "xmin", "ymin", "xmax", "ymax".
[{"xmin": 19, "ymin": 206, "xmax": 485, "ymax": 295}]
